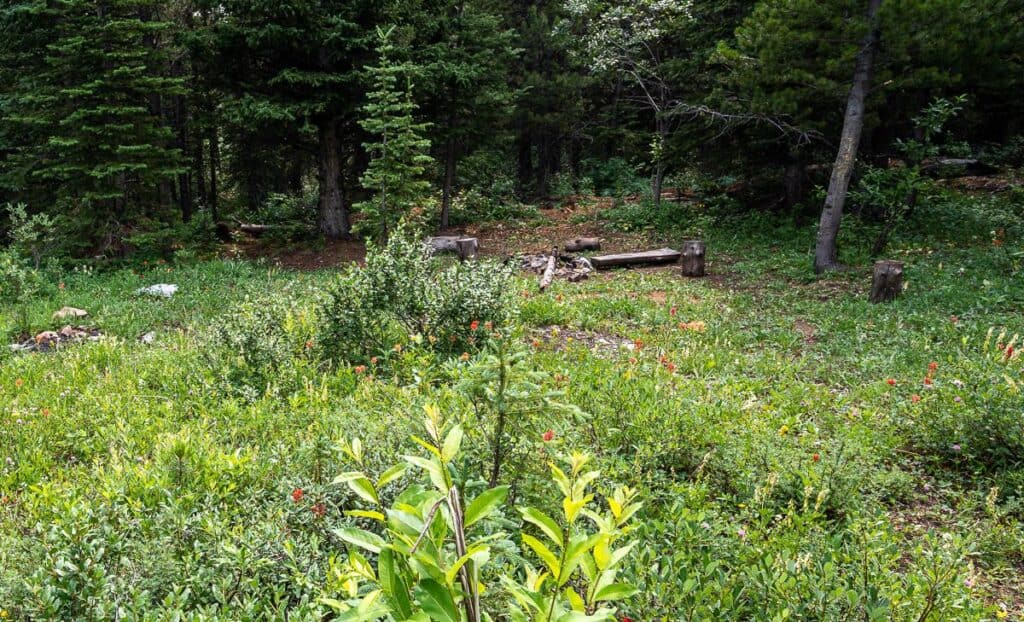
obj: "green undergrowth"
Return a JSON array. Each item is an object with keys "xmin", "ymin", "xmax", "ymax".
[{"xmin": 1, "ymin": 221, "xmax": 1021, "ymax": 620}]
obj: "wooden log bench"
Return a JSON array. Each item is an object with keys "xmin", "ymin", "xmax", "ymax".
[{"xmin": 590, "ymin": 248, "xmax": 681, "ymax": 270}]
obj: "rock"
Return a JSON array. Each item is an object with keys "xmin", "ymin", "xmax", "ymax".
[
  {"xmin": 34, "ymin": 331, "xmax": 59, "ymax": 346},
  {"xmin": 53, "ymin": 306, "xmax": 88, "ymax": 320},
  {"xmin": 137, "ymin": 284, "xmax": 178, "ymax": 298},
  {"xmin": 139, "ymin": 332, "xmax": 157, "ymax": 345},
  {"xmin": 59, "ymin": 325, "xmax": 76, "ymax": 338}
]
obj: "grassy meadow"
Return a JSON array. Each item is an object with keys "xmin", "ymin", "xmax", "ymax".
[{"xmin": 1, "ymin": 204, "xmax": 1022, "ymax": 620}]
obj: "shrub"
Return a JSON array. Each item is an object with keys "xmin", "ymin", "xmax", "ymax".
[
  {"xmin": 902, "ymin": 329, "xmax": 1023, "ymax": 476},
  {"xmin": 319, "ymin": 226, "xmax": 516, "ymax": 364},
  {"xmin": 203, "ymin": 292, "xmax": 318, "ymax": 400},
  {"xmin": 326, "ymin": 404, "xmax": 641, "ymax": 621}
]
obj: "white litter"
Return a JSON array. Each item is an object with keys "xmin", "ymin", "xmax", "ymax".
[{"xmin": 136, "ymin": 284, "xmax": 178, "ymax": 298}]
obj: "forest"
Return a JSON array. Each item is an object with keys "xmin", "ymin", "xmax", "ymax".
[{"xmin": 1, "ymin": 0, "xmax": 1023, "ymax": 620}]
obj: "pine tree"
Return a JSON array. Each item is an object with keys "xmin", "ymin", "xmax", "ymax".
[
  {"xmin": 399, "ymin": 0, "xmax": 519, "ymax": 229},
  {"xmin": 355, "ymin": 27, "xmax": 435, "ymax": 241},
  {"xmin": 1, "ymin": 0, "xmax": 185, "ymax": 250}
]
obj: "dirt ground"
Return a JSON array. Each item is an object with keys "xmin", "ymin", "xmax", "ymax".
[{"xmin": 231, "ymin": 197, "xmax": 659, "ymax": 271}]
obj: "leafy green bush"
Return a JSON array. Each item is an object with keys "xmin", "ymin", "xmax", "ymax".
[
  {"xmin": 902, "ymin": 329, "xmax": 1023, "ymax": 476},
  {"xmin": 582, "ymin": 157, "xmax": 648, "ymax": 198},
  {"xmin": 319, "ymin": 226, "xmax": 516, "ymax": 364},
  {"xmin": 327, "ymin": 404, "xmax": 641, "ymax": 621},
  {"xmin": 203, "ymin": 292, "xmax": 318, "ymax": 400}
]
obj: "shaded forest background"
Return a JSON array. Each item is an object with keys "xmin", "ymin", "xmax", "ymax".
[{"xmin": 1, "ymin": 0, "xmax": 1022, "ymax": 258}]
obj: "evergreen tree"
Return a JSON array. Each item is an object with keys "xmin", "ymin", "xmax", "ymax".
[
  {"xmin": 355, "ymin": 27, "xmax": 435, "ymax": 241},
  {"xmin": 399, "ymin": 0, "xmax": 519, "ymax": 228},
  {"xmin": 1, "ymin": 0, "xmax": 186, "ymax": 250},
  {"xmin": 191, "ymin": 0, "xmax": 381, "ymax": 239}
]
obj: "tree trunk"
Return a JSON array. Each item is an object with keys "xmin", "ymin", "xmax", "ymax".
[
  {"xmin": 783, "ymin": 152, "xmax": 803, "ymax": 211},
  {"xmin": 317, "ymin": 118, "xmax": 350, "ymax": 240},
  {"xmin": 440, "ymin": 138, "xmax": 456, "ymax": 230},
  {"xmin": 194, "ymin": 135, "xmax": 207, "ymax": 210},
  {"xmin": 175, "ymin": 92, "xmax": 192, "ymax": 223},
  {"xmin": 651, "ymin": 117, "xmax": 667, "ymax": 210},
  {"xmin": 813, "ymin": 0, "xmax": 883, "ymax": 274},
  {"xmin": 209, "ymin": 126, "xmax": 220, "ymax": 223}
]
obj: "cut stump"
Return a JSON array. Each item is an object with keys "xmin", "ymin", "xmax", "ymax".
[
  {"xmin": 869, "ymin": 260, "xmax": 904, "ymax": 303},
  {"xmin": 590, "ymin": 248, "xmax": 681, "ymax": 270},
  {"xmin": 456, "ymin": 237, "xmax": 479, "ymax": 261},
  {"xmin": 680, "ymin": 240, "xmax": 706, "ymax": 277}
]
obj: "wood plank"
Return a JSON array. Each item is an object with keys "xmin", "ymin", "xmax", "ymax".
[{"xmin": 590, "ymin": 248, "xmax": 681, "ymax": 269}]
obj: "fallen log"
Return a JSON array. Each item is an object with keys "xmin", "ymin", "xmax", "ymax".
[
  {"xmin": 428, "ymin": 236, "xmax": 461, "ymax": 253},
  {"xmin": 228, "ymin": 223, "xmax": 274, "ymax": 237},
  {"xmin": 590, "ymin": 248, "xmax": 681, "ymax": 270},
  {"xmin": 539, "ymin": 255, "xmax": 556, "ymax": 291},
  {"xmin": 564, "ymin": 237, "xmax": 601, "ymax": 252}
]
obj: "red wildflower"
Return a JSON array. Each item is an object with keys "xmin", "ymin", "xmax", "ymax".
[
  {"xmin": 14, "ymin": 378, "xmax": 23, "ymax": 388},
  {"xmin": 531, "ymin": 339, "xmax": 541, "ymax": 349},
  {"xmin": 460, "ymin": 352, "xmax": 470, "ymax": 362},
  {"xmin": 634, "ymin": 339, "xmax": 644, "ymax": 350},
  {"xmin": 812, "ymin": 453, "xmax": 821, "ymax": 462},
  {"xmin": 58, "ymin": 282, "xmax": 65, "ymax": 290},
  {"xmin": 886, "ymin": 378, "xmax": 896, "ymax": 386},
  {"xmin": 291, "ymin": 488, "xmax": 304, "ymax": 503},
  {"xmin": 555, "ymin": 294, "xmax": 564, "ymax": 302},
  {"xmin": 543, "ymin": 429, "xmax": 555, "ymax": 442},
  {"xmin": 911, "ymin": 394, "xmax": 921, "ymax": 403},
  {"xmin": 41, "ymin": 408, "xmax": 51, "ymax": 417},
  {"xmin": 470, "ymin": 320, "xmax": 480, "ymax": 331},
  {"xmin": 928, "ymin": 361, "xmax": 938, "ymax": 372},
  {"xmin": 621, "ymin": 617, "xmax": 633, "ymax": 622},
  {"xmin": 1006, "ymin": 345, "xmax": 1015, "ymax": 360},
  {"xmin": 924, "ymin": 377, "xmax": 933, "ymax": 386},
  {"xmin": 670, "ymin": 306, "xmax": 677, "ymax": 316},
  {"xmin": 370, "ymin": 356, "xmax": 379, "ymax": 365},
  {"xmin": 354, "ymin": 365, "xmax": 367, "ymax": 374},
  {"xmin": 311, "ymin": 503, "xmax": 326, "ymax": 518},
  {"xmin": 304, "ymin": 340, "xmax": 314, "ymax": 350},
  {"xmin": 665, "ymin": 362, "xmax": 676, "ymax": 373}
]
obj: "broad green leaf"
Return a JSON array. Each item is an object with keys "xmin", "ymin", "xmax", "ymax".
[
  {"xmin": 520, "ymin": 507, "xmax": 564, "ymax": 548},
  {"xmin": 444, "ymin": 547, "xmax": 490, "ymax": 587},
  {"xmin": 378, "ymin": 548, "xmax": 413, "ymax": 620},
  {"xmin": 404, "ymin": 455, "xmax": 449, "ymax": 493},
  {"xmin": 522, "ymin": 533, "xmax": 561, "ymax": 577},
  {"xmin": 441, "ymin": 425, "xmax": 463, "ymax": 462},
  {"xmin": 594, "ymin": 582, "xmax": 637, "ymax": 602},
  {"xmin": 347, "ymin": 476, "xmax": 380, "ymax": 505},
  {"xmin": 376, "ymin": 463, "xmax": 407, "ymax": 488},
  {"xmin": 415, "ymin": 579, "xmax": 460, "ymax": 622},
  {"xmin": 345, "ymin": 509, "xmax": 386, "ymax": 522},
  {"xmin": 565, "ymin": 586, "xmax": 585, "ymax": 611},
  {"xmin": 465, "ymin": 486, "xmax": 509, "ymax": 527},
  {"xmin": 333, "ymin": 471, "xmax": 369, "ymax": 485},
  {"xmin": 334, "ymin": 526, "xmax": 387, "ymax": 554},
  {"xmin": 411, "ymin": 435, "xmax": 442, "ymax": 459}
]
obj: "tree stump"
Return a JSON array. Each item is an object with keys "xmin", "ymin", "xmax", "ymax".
[
  {"xmin": 869, "ymin": 260, "xmax": 904, "ymax": 303},
  {"xmin": 680, "ymin": 240, "xmax": 706, "ymax": 277},
  {"xmin": 456, "ymin": 237, "xmax": 478, "ymax": 261},
  {"xmin": 564, "ymin": 237, "xmax": 601, "ymax": 252}
]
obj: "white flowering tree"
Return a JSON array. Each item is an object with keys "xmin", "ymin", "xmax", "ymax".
[{"xmin": 564, "ymin": 0, "xmax": 692, "ymax": 207}]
